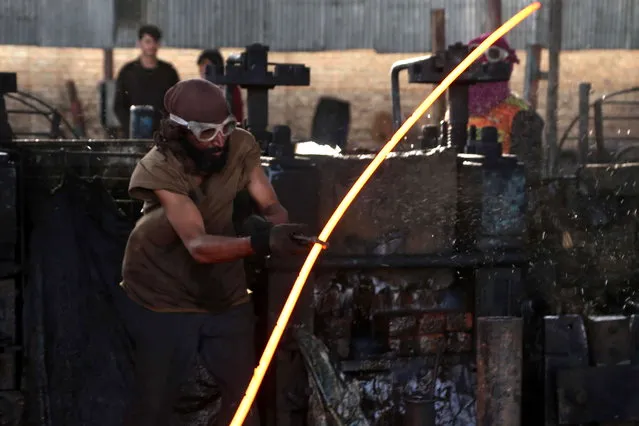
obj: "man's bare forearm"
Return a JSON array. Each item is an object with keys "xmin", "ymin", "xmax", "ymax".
[
  {"xmin": 187, "ymin": 235, "xmax": 254, "ymax": 263},
  {"xmin": 261, "ymin": 203, "xmax": 288, "ymax": 225}
]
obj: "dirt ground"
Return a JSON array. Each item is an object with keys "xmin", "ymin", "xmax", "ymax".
[{"xmin": 1, "ymin": 46, "xmax": 638, "ymax": 152}]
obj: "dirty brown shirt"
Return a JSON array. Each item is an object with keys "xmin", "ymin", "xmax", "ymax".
[{"xmin": 121, "ymin": 129, "xmax": 261, "ymax": 313}]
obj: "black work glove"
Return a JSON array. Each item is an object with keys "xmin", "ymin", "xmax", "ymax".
[{"xmin": 242, "ymin": 215, "xmax": 312, "ymax": 257}]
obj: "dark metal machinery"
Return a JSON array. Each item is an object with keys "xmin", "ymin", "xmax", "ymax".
[
  {"xmin": 0, "ymin": 72, "xmax": 24, "ymax": 425},
  {"xmin": 390, "ymin": 42, "xmax": 512, "ymax": 149},
  {"xmin": 205, "ymin": 43, "xmax": 311, "ymax": 157},
  {"xmin": 0, "ymin": 41, "xmax": 636, "ymax": 426},
  {"xmin": 0, "ymin": 43, "xmax": 537, "ymax": 426},
  {"xmin": 388, "ymin": 43, "xmax": 528, "ymax": 425},
  {"xmin": 202, "ymin": 43, "xmax": 318, "ymax": 425}
]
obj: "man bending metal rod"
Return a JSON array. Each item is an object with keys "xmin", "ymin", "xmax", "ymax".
[{"xmin": 118, "ymin": 78, "xmax": 313, "ymax": 426}]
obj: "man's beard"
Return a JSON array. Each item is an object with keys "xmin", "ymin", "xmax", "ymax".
[{"xmin": 179, "ymin": 137, "xmax": 230, "ymax": 175}]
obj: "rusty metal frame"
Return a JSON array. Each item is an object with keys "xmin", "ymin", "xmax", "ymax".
[
  {"xmin": 5, "ymin": 91, "xmax": 79, "ymax": 139},
  {"xmin": 557, "ymin": 86, "xmax": 639, "ymax": 169}
]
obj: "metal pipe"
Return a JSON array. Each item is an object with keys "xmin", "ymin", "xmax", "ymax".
[
  {"xmin": 25, "ymin": 176, "xmax": 132, "ymax": 182},
  {"xmin": 269, "ymin": 251, "xmax": 527, "ymax": 270},
  {"xmin": 523, "ymin": 44, "xmax": 543, "ymax": 110},
  {"xmin": 390, "ymin": 55, "xmax": 431, "ymax": 131},
  {"xmin": 476, "ymin": 316, "xmax": 523, "ymax": 426},
  {"xmin": 20, "ymin": 150, "xmax": 145, "ymax": 157},
  {"xmin": 12, "ymin": 138, "xmax": 153, "ymax": 144},
  {"xmin": 447, "ymin": 85, "xmax": 470, "ymax": 152}
]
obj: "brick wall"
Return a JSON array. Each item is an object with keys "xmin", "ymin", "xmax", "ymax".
[{"xmin": 1, "ymin": 45, "xmax": 638, "ymax": 149}]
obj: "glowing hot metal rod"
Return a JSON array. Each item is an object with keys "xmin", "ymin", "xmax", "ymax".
[{"xmin": 230, "ymin": 3, "xmax": 542, "ymax": 425}]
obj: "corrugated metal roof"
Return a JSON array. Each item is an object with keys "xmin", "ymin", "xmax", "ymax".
[
  {"xmin": 267, "ymin": 0, "xmax": 324, "ymax": 51},
  {"xmin": 125, "ymin": 0, "xmax": 266, "ymax": 49},
  {"xmin": 0, "ymin": 0, "xmax": 39, "ymax": 46},
  {"xmin": 39, "ymin": 0, "xmax": 114, "ymax": 48},
  {"xmin": 1, "ymin": 0, "xmax": 639, "ymax": 51}
]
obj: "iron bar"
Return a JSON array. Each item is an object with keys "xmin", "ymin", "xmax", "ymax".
[
  {"xmin": 21, "ymin": 150, "xmax": 145, "ymax": 157},
  {"xmin": 269, "ymin": 251, "xmax": 527, "ymax": 271}
]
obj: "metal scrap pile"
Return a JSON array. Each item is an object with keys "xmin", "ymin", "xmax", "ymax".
[
  {"xmin": 313, "ymin": 271, "xmax": 473, "ymax": 360},
  {"xmin": 296, "ymin": 326, "xmax": 477, "ymax": 426},
  {"xmin": 311, "ymin": 269, "xmax": 476, "ymax": 425}
]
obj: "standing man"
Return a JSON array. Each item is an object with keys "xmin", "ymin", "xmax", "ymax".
[
  {"xmin": 119, "ymin": 78, "xmax": 312, "ymax": 426},
  {"xmin": 114, "ymin": 24, "xmax": 180, "ymax": 137},
  {"xmin": 197, "ymin": 48, "xmax": 245, "ymax": 124}
]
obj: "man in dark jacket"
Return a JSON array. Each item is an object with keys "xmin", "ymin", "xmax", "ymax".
[{"xmin": 114, "ymin": 24, "xmax": 180, "ymax": 137}]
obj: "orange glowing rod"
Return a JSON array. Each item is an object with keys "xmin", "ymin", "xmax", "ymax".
[{"xmin": 230, "ymin": 3, "xmax": 541, "ymax": 424}]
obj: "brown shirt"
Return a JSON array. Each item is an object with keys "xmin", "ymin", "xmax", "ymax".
[{"xmin": 121, "ymin": 128, "xmax": 261, "ymax": 313}]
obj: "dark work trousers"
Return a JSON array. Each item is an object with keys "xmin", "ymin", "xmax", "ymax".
[{"xmin": 117, "ymin": 288, "xmax": 260, "ymax": 426}]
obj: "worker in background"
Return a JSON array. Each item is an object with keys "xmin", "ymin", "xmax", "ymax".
[
  {"xmin": 465, "ymin": 32, "xmax": 544, "ymax": 180},
  {"xmin": 114, "ymin": 24, "xmax": 180, "ymax": 137},
  {"xmin": 197, "ymin": 49, "xmax": 245, "ymax": 124},
  {"xmin": 118, "ymin": 78, "xmax": 313, "ymax": 426}
]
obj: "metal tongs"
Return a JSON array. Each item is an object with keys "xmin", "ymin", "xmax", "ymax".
[{"xmin": 291, "ymin": 234, "xmax": 329, "ymax": 249}]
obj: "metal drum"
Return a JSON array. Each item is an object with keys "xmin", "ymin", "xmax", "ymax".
[{"xmin": 129, "ymin": 105, "xmax": 155, "ymax": 139}]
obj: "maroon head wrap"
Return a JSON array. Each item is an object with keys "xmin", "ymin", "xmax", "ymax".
[{"xmin": 163, "ymin": 78, "xmax": 229, "ymax": 123}]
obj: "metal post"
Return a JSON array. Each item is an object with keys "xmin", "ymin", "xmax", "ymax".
[
  {"xmin": 430, "ymin": 9, "xmax": 446, "ymax": 126},
  {"xmin": 103, "ymin": 48, "xmax": 114, "ymax": 80},
  {"xmin": 545, "ymin": 0, "xmax": 563, "ymax": 176},
  {"xmin": 523, "ymin": 44, "xmax": 543, "ymax": 110},
  {"xmin": 593, "ymin": 100, "xmax": 606, "ymax": 162},
  {"xmin": 524, "ymin": 4, "xmax": 544, "ymax": 111},
  {"xmin": 477, "ymin": 316, "xmax": 523, "ymax": 426},
  {"xmin": 484, "ymin": 0, "xmax": 502, "ymax": 32},
  {"xmin": 447, "ymin": 85, "xmax": 469, "ymax": 152},
  {"xmin": 577, "ymin": 82, "xmax": 591, "ymax": 165}
]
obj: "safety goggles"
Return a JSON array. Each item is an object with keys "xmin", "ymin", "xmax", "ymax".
[
  {"xmin": 468, "ymin": 44, "xmax": 513, "ymax": 63},
  {"xmin": 169, "ymin": 114, "xmax": 236, "ymax": 142}
]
